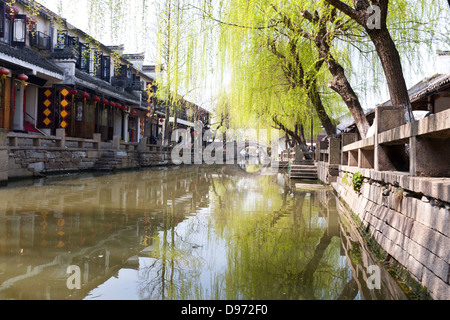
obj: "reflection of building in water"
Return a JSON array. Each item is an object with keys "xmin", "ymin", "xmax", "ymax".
[{"xmin": 0, "ymin": 167, "xmax": 213, "ymax": 299}]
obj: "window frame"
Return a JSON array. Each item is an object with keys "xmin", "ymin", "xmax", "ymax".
[
  {"xmin": 77, "ymin": 42, "xmax": 90, "ymax": 73},
  {"xmin": 0, "ymin": 12, "xmax": 10, "ymax": 44},
  {"xmin": 102, "ymin": 55, "xmax": 111, "ymax": 82},
  {"xmin": 0, "ymin": 2, "xmax": 5, "ymax": 39},
  {"xmin": 12, "ymin": 14, "xmax": 26, "ymax": 47}
]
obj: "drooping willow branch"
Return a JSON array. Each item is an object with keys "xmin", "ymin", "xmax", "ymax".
[{"xmin": 187, "ymin": 3, "xmax": 280, "ymax": 30}]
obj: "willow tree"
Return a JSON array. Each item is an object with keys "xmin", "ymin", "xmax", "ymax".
[
  {"xmin": 212, "ymin": 24, "xmax": 343, "ymax": 152},
  {"xmin": 323, "ymin": 0, "xmax": 449, "ymax": 123},
  {"xmin": 196, "ymin": 0, "xmax": 341, "ymax": 140},
  {"xmin": 194, "ymin": 0, "xmax": 448, "ymax": 140},
  {"xmin": 266, "ymin": 27, "xmax": 338, "ymax": 138},
  {"xmin": 188, "ymin": 0, "xmax": 366, "ymax": 140},
  {"xmin": 268, "ymin": 3, "xmax": 371, "ymax": 138},
  {"xmin": 49, "ymin": 0, "xmax": 448, "ymax": 139},
  {"xmin": 157, "ymin": 0, "xmax": 182, "ymax": 140}
]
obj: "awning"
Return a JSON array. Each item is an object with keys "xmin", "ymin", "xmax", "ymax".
[{"xmin": 169, "ymin": 117, "xmax": 195, "ymax": 127}]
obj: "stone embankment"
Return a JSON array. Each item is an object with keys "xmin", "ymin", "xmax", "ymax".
[
  {"xmin": 333, "ymin": 167, "xmax": 449, "ymax": 300},
  {"xmin": 0, "ymin": 128, "xmax": 172, "ymax": 182},
  {"xmin": 314, "ymin": 107, "xmax": 450, "ymax": 300}
]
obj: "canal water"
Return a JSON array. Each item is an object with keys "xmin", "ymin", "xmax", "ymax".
[{"xmin": 0, "ymin": 165, "xmax": 408, "ymax": 300}]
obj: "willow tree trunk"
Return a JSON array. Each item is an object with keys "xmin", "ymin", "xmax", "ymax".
[
  {"xmin": 325, "ymin": 0, "xmax": 414, "ymax": 123},
  {"xmin": 313, "ymin": 31, "xmax": 370, "ymax": 138},
  {"xmin": 325, "ymin": 55, "xmax": 370, "ymax": 138},
  {"xmin": 368, "ymin": 27, "xmax": 414, "ymax": 122},
  {"xmin": 307, "ymin": 79, "xmax": 337, "ymax": 137},
  {"xmin": 273, "ymin": 116, "xmax": 309, "ymax": 153},
  {"xmin": 267, "ymin": 38, "xmax": 336, "ymax": 138}
]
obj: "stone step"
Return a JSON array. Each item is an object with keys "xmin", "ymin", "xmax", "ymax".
[
  {"xmin": 290, "ymin": 166, "xmax": 317, "ymax": 170},
  {"xmin": 294, "ymin": 160, "xmax": 315, "ymax": 165},
  {"xmin": 290, "ymin": 169, "xmax": 317, "ymax": 173},
  {"xmin": 277, "ymin": 161, "xmax": 290, "ymax": 168},
  {"xmin": 290, "ymin": 171, "xmax": 317, "ymax": 176},
  {"xmin": 290, "ymin": 171, "xmax": 317, "ymax": 175},
  {"xmin": 289, "ymin": 162, "xmax": 318, "ymax": 179},
  {"xmin": 290, "ymin": 174, "xmax": 318, "ymax": 179},
  {"xmin": 94, "ymin": 151, "xmax": 121, "ymax": 171}
]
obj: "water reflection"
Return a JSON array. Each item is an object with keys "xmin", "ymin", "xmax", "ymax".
[{"xmin": 0, "ymin": 166, "xmax": 407, "ymax": 300}]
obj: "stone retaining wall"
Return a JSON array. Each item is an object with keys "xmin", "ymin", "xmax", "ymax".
[
  {"xmin": 316, "ymin": 161, "xmax": 339, "ymax": 184},
  {"xmin": 5, "ymin": 147, "xmax": 174, "ymax": 179},
  {"xmin": 139, "ymin": 150, "xmax": 172, "ymax": 167},
  {"xmin": 0, "ymin": 129, "xmax": 8, "ymax": 183},
  {"xmin": 8, "ymin": 148, "xmax": 100, "ymax": 178},
  {"xmin": 0, "ymin": 129, "xmax": 175, "ymax": 180},
  {"xmin": 332, "ymin": 166, "xmax": 450, "ymax": 300}
]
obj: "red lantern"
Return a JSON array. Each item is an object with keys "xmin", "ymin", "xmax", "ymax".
[
  {"xmin": 17, "ymin": 74, "xmax": 28, "ymax": 84},
  {"xmin": 0, "ymin": 68, "xmax": 10, "ymax": 80},
  {"xmin": 93, "ymin": 96, "xmax": 100, "ymax": 102},
  {"xmin": 131, "ymin": 110, "xmax": 137, "ymax": 115},
  {"xmin": 109, "ymin": 102, "xmax": 116, "ymax": 107},
  {"xmin": 116, "ymin": 103, "xmax": 122, "ymax": 109},
  {"xmin": 82, "ymin": 93, "xmax": 89, "ymax": 105},
  {"xmin": 69, "ymin": 89, "xmax": 78, "ymax": 96},
  {"xmin": 102, "ymin": 99, "xmax": 108, "ymax": 105}
]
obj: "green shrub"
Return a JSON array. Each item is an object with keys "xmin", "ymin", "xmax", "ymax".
[
  {"xmin": 352, "ymin": 171, "xmax": 364, "ymax": 192},
  {"xmin": 342, "ymin": 172, "xmax": 351, "ymax": 186}
]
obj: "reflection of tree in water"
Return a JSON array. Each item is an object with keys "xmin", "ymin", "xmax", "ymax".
[
  {"xmin": 209, "ymin": 169, "xmax": 352, "ymax": 300},
  {"xmin": 137, "ymin": 212, "xmax": 208, "ymax": 299},
  {"xmin": 134, "ymin": 166, "xmax": 349, "ymax": 300},
  {"xmin": 106, "ymin": 165, "xmax": 390, "ymax": 300},
  {"xmin": 0, "ymin": 166, "xmax": 399, "ymax": 300},
  {"xmin": 136, "ymin": 169, "xmax": 214, "ymax": 300}
]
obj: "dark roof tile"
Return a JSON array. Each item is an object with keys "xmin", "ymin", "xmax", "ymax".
[{"xmin": 0, "ymin": 42, "xmax": 63, "ymax": 75}]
